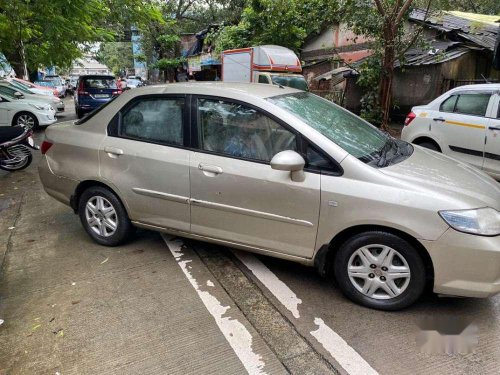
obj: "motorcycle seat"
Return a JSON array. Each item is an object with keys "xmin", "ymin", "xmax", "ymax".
[{"xmin": 0, "ymin": 126, "xmax": 25, "ymax": 144}]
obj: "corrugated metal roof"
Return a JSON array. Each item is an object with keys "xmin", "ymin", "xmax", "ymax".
[
  {"xmin": 410, "ymin": 9, "xmax": 499, "ymax": 51},
  {"xmin": 396, "ymin": 40, "xmax": 470, "ymax": 66}
]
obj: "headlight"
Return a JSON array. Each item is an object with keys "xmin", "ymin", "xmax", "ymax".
[
  {"xmin": 439, "ymin": 208, "xmax": 500, "ymax": 236},
  {"xmin": 29, "ymin": 103, "xmax": 50, "ymax": 111}
]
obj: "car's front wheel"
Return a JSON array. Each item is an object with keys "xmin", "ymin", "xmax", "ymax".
[
  {"xmin": 78, "ymin": 186, "xmax": 133, "ymax": 246},
  {"xmin": 334, "ymin": 231, "xmax": 426, "ymax": 310},
  {"xmin": 12, "ymin": 112, "xmax": 38, "ymax": 130}
]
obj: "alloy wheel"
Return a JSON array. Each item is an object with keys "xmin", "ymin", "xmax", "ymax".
[
  {"xmin": 85, "ymin": 196, "xmax": 118, "ymax": 237},
  {"xmin": 347, "ymin": 244, "xmax": 411, "ymax": 300},
  {"xmin": 16, "ymin": 114, "xmax": 36, "ymax": 129}
]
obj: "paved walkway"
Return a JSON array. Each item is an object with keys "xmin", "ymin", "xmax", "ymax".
[{"xmin": 0, "ymin": 153, "xmax": 285, "ymax": 374}]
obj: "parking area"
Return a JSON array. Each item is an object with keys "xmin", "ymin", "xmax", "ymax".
[{"xmin": 0, "ymin": 125, "xmax": 499, "ymax": 375}]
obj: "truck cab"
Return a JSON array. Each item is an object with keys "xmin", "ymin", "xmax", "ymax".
[
  {"xmin": 223, "ymin": 45, "xmax": 308, "ymax": 91},
  {"xmin": 255, "ymin": 72, "xmax": 308, "ymax": 91}
]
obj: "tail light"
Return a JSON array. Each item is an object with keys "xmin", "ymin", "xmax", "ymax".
[
  {"xmin": 41, "ymin": 140, "xmax": 53, "ymax": 154},
  {"xmin": 54, "ymin": 90, "xmax": 59, "ymax": 97},
  {"xmin": 77, "ymin": 80, "xmax": 89, "ymax": 96},
  {"xmin": 404, "ymin": 111, "xmax": 416, "ymax": 126},
  {"xmin": 112, "ymin": 90, "xmax": 122, "ymax": 95}
]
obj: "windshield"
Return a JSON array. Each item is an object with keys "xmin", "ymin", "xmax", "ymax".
[
  {"xmin": 36, "ymin": 81, "xmax": 56, "ymax": 88},
  {"xmin": 45, "ymin": 77, "xmax": 62, "ymax": 85},
  {"xmin": 271, "ymin": 75, "xmax": 308, "ymax": 91},
  {"xmin": 267, "ymin": 92, "xmax": 412, "ymax": 166}
]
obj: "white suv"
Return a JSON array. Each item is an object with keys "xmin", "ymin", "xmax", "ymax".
[{"xmin": 401, "ymin": 84, "xmax": 500, "ymax": 181}]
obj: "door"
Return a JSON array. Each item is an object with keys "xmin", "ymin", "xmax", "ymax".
[
  {"xmin": 99, "ymin": 95, "xmax": 191, "ymax": 231},
  {"xmin": 484, "ymin": 93, "xmax": 500, "ymax": 178},
  {"xmin": 189, "ymin": 97, "xmax": 321, "ymax": 258},
  {"xmin": 432, "ymin": 91, "xmax": 491, "ymax": 169},
  {"xmin": 0, "ymin": 96, "xmax": 13, "ymax": 126}
]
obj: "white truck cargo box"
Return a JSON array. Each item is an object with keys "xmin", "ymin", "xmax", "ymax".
[{"xmin": 222, "ymin": 45, "xmax": 302, "ymax": 84}]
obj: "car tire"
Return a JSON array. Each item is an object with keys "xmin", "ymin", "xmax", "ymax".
[
  {"xmin": 418, "ymin": 142, "xmax": 440, "ymax": 152},
  {"xmin": 12, "ymin": 112, "xmax": 39, "ymax": 130},
  {"xmin": 78, "ymin": 186, "xmax": 134, "ymax": 246},
  {"xmin": 333, "ymin": 231, "xmax": 426, "ymax": 311}
]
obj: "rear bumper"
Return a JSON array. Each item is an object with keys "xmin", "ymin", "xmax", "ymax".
[
  {"xmin": 38, "ymin": 156, "xmax": 78, "ymax": 206},
  {"xmin": 422, "ymin": 229, "xmax": 500, "ymax": 298}
]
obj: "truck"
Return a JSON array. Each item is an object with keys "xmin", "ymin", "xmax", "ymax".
[{"xmin": 222, "ymin": 45, "xmax": 308, "ymax": 90}]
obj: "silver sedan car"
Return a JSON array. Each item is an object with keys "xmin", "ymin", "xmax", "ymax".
[{"xmin": 39, "ymin": 83, "xmax": 500, "ymax": 310}]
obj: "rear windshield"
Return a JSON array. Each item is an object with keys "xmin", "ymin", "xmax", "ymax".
[{"xmin": 83, "ymin": 77, "xmax": 117, "ymax": 90}]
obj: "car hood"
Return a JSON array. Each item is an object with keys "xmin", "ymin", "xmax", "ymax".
[
  {"xmin": 18, "ymin": 97, "xmax": 54, "ymax": 107},
  {"xmin": 382, "ymin": 146, "xmax": 500, "ymax": 210}
]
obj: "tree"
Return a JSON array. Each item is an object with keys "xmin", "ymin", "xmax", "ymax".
[
  {"xmin": 0, "ymin": 0, "xmax": 162, "ymax": 78},
  {"xmin": 342, "ymin": 0, "xmax": 431, "ymax": 131},
  {"xmin": 209, "ymin": 0, "xmax": 339, "ymax": 53},
  {"xmin": 96, "ymin": 42, "xmax": 135, "ymax": 76}
]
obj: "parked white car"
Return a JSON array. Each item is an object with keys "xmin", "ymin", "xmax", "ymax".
[
  {"xmin": 401, "ymin": 84, "xmax": 500, "ymax": 181},
  {"xmin": 0, "ymin": 93, "xmax": 57, "ymax": 129},
  {"xmin": 0, "ymin": 82, "xmax": 65, "ymax": 112}
]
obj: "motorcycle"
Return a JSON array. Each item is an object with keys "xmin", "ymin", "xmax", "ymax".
[{"xmin": 0, "ymin": 126, "xmax": 39, "ymax": 172}]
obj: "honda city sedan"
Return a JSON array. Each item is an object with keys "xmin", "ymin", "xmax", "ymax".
[{"xmin": 39, "ymin": 83, "xmax": 500, "ymax": 310}]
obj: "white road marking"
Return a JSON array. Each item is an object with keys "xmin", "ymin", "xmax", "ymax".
[
  {"xmin": 311, "ymin": 318, "xmax": 378, "ymax": 375},
  {"xmin": 233, "ymin": 250, "xmax": 302, "ymax": 319},
  {"xmin": 163, "ymin": 236, "xmax": 267, "ymax": 375},
  {"xmin": 235, "ymin": 251, "xmax": 378, "ymax": 375}
]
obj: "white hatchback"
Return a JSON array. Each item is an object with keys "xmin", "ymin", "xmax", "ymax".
[
  {"xmin": 401, "ymin": 84, "xmax": 500, "ymax": 181},
  {"xmin": 0, "ymin": 93, "xmax": 57, "ymax": 129}
]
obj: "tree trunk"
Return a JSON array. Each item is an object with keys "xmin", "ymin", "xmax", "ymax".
[
  {"xmin": 379, "ymin": 26, "xmax": 396, "ymax": 133},
  {"xmin": 4, "ymin": 49, "xmax": 25, "ymax": 79}
]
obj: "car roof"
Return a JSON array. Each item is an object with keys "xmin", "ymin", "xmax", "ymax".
[
  {"xmin": 448, "ymin": 83, "xmax": 500, "ymax": 92},
  {"xmin": 79, "ymin": 75, "xmax": 115, "ymax": 79},
  {"xmin": 127, "ymin": 82, "xmax": 301, "ymax": 99}
]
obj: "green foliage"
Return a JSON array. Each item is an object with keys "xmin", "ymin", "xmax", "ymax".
[
  {"xmin": 96, "ymin": 42, "xmax": 134, "ymax": 75},
  {"xmin": 414, "ymin": 0, "xmax": 500, "ymax": 15},
  {"xmin": 356, "ymin": 56, "xmax": 383, "ymax": 124},
  {"xmin": 155, "ymin": 57, "xmax": 187, "ymax": 70},
  {"xmin": 0, "ymin": 0, "xmax": 162, "ymax": 75},
  {"xmin": 210, "ymin": 0, "xmax": 339, "ymax": 53}
]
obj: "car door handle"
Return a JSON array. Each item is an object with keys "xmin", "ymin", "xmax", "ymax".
[
  {"xmin": 104, "ymin": 146, "xmax": 124, "ymax": 156},
  {"xmin": 433, "ymin": 117, "xmax": 446, "ymax": 122},
  {"xmin": 488, "ymin": 126, "xmax": 500, "ymax": 131},
  {"xmin": 198, "ymin": 163, "xmax": 223, "ymax": 174}
]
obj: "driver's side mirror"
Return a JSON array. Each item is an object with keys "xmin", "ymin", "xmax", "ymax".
[
  {"xmin": 14, "ymin": 91, "xmax": 24, "ymax": 99},
  {"xmin": 270, "ymin": 150, "xmax": 306, "ymax": 182}
]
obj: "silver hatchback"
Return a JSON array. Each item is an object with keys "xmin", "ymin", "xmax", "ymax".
[{"xmin": 39, "ymin": 83, "xmax": 500, "ymax": 310}]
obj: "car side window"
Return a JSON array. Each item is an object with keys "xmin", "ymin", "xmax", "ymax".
[
  {"xmin": 305, "ymin": 145, "xmax": 337, "ymax": 172},
  {"xmin": 120, "ymin": 98, "xmax": 184, "ymax": 145},
  {"xmin": 197, "ymin": 98, "xmax": 296, "ymax": 162},
  {"xmin": 454, "ymin": 93, "xmax": 490, "ymax": 117},
  {"xmin": 440, "ymin": 95, "xmax": 457, "ymax": 112}
]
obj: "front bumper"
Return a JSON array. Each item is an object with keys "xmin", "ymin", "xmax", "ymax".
[
  {"xmin": 36, "ymin": 109, "xmax": 57, "ymax": 126},
  {"xmin": 422, "ymin": 229, "xmax": 500, "ymax": 298},
  {"xmin": 55, "ymin": 101, "xmax": 65, "ymax": 112}
]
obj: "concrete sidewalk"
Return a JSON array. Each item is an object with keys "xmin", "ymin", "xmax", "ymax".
[{"xmin": 0, "ymin": 162, "xmax": 285, "ymax": 374}]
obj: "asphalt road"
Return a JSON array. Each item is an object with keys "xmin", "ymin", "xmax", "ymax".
[{"xmin": 0, "ymin": 110, "xmax": 499, "ymax": 374}]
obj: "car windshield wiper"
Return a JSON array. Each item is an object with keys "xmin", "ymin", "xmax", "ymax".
[{"xmin": 376, "ymin": 138, "xmax": 394, "ymax": 167}]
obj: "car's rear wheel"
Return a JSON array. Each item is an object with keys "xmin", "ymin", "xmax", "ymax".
[
  {"xmin": 333, "ymin": 231, "xmax": 426, "ymax": 310},
  {"xmin": 78, "ymin": 186, "xmax": 133, "ymax": 246},
  {"xmin": 12, "ymin": 112, "xmax": 38, "ymax": 130}
]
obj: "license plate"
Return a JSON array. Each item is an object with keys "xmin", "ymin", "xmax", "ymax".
[{"xmin": 94, "ymin": 94, "xmax": 109, "ymax": 98}]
